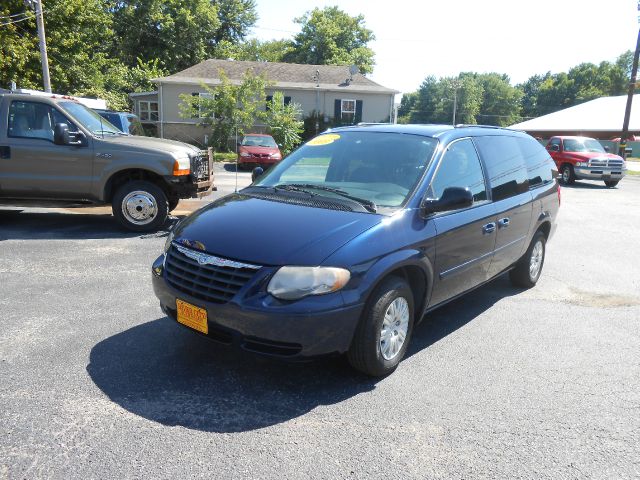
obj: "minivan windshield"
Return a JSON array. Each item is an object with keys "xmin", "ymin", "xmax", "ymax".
[
  {"xmin": 563, "ymin": 138, "xmax": 606, "ymax": 153},
  {"xmin": 252, "ymin": 131, "xmax": 438, "ymax": 212},
  {"xmin": 59, "ymin": 101, "xmax": 121, "ymax": 136}
]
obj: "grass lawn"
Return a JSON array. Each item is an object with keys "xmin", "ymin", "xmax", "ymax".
[{"xmin": 211, "ymin": 152, "xmax": 237, "ymax": 162}]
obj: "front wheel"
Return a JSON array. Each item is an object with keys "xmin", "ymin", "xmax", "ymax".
[
  {"xmin": 604, "ymin": 180, "xmax": 619, "ymax": 188},
  {"xmin": 347, "ymin": 276, "xmax": 414, "ymax": 377},
  {"xmin": 509, "ymin": 231, "xmax": 546, "ymax": 288},
  {"xmin": 561, "ymin": 164, "xmax": 576, "ymax": 185},
  {"xmin": 112, "ymin": 180, "xmax": 168, "ymax": 232}
]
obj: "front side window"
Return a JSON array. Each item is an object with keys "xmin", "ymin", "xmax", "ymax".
[
  {"xmin": 427, "ymin": 138, "xmax": 487, "ymax": 203},
  {"xmin": 253, "ymin": 131, "xmax": 438, "ymax": 211},
  {"xmin": 341, "ymin": 99, "xmax": 356, "ymax": 123},
  {"xmin": 139, "ymin": 101, "xmax": 159, "ymax": 121},
  {"xmin": 8, "ymin": 101, "xmax": 73, "ymax": 142}
]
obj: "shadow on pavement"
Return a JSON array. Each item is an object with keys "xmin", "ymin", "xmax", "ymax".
[
  {"xmin": 0, "ymin": 209, "xmax": 183, "ymax": 241},
  {"xmin": 408, "ymin": 274, "xmax": 521, "ymax": 359},
  {"xmin": 87, "ymin": 317, "xmax": 376, "ymax": 433},
  {"xmin": 87, "ymin": 275, "xmax": 521, "ymax": 433},
  {"xmin": 561, "ymin": 181, "xmax": 611, "ymax": 190}
]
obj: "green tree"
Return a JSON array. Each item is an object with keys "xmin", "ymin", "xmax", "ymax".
[
  {"xmin": 517, "ymin": 72, "xmax": 551, "ymax": 118},
  {"xmin": 111, "ymin": 0, "xmax": 221, "ymax": 71},
  {"xmin": 475, "ymin": 73, "xmax": 522, "ymax": 126},
  {"xmin": 212, "ymin": 0, "xmax": 258, "ymax": 44},
  {"xmin": 214, "ymin": 38, "xmax": 295, "ymax": 62},
  {"xmin": 264, "ymin": 91, "xmax": 304, "ymax": 155},
  {"xmin": 284, "ymin": 6, "xmax": 375, "ymax": 74},
  {"xmin": 179, "ymin": 69, "xmax": 270, "ymax": 151}
]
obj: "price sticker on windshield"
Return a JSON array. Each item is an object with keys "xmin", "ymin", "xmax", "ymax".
[{"xmin": 307, "ymin": 134, "xmax": 341, "ymax": 146}]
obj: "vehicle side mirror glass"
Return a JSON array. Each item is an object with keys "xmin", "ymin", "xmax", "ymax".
[
  {"xmin": 251, "ymin": 166, "xmax": 264, "ymax": 182},
  {"xmin": 53, "ymin": 123, "xmax": 70, "ymax": 145},
  {"xmin": 421, "ymin": 187, "xmax": 473, "ymax": 216},
  {"xmin": 550, "ymin": 144, "xmax": 560, "ymax": 152}
]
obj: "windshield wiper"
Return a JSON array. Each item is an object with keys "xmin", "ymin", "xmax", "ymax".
[
  {"xmin": 281, "ymin": 183, "xmax": 378, "ymax": 213},
  {"xmin": 94, "ymin": 129, "xmax": 120, "ymax": 135}
]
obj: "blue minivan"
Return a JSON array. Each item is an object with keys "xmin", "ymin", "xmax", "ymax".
[{"xmin": 151, "ymin": 124, "xmax": 559, "ymax": 376}]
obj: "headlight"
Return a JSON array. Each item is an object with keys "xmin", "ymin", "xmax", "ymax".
[
  {"xmin": 576, "ymin": 162, "xmax": 586, "ymax": 167},
  {"xmin": 270, "ymin": 152, "xmax": 282, "ymax": 159},
  {"xmin": 267, "ymin": 266, "xmax": 351, "ymax": 300},
  {"xmin": 240, "ymin": 152, "xmax": 251, "ymax": 157},
  {"xmin": 163, "ymin": 229, "xmax": 175, "ymax": 254},
  {"xmin": 173, "ymin": 156, "xmax": 190, "ymax": 175}
]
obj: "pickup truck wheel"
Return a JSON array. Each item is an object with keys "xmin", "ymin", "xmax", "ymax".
[
  {"xmin": 347, "ymin": 276, "xmax": 414, "ymax": 377},
  {"xmin": 509, "ymin": 231, "xmax": 546, "ymax": 288},
  {"xmin": 112, "ymin": 181, "xmax": 168, "ymax": 232},
  {"xmin": 604, "ymin": 180, "xmax": 619, "ymax": 188},
  {"xmin": 560, "ymin": 164, "xmax": 576, "ymax": 185}
]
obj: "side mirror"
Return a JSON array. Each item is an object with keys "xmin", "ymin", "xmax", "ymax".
[
  {"xmin": 53, "ymin": 123, "xmax": 70, "ymax": 145},
  {"xmin": 251, "ymin": 166, "xmax": 264, "ymax": 182},
  {"xmin": 550, "ymin": 144, "xmax": 560, "ymax": 152},
  {"xmin": 421, "ymin": 187, "xmax": 473, "ymax": 216}
]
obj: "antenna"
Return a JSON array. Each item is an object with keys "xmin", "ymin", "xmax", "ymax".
[{"xmin": 346, "ymin": 65, "xmax": 359, "ymax": 85}]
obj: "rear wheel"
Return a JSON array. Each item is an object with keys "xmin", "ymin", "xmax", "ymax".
[
  {"xmin": 347, "ymin": 276, "xmax": 414, "ymax": 377},
  {"xmin": 561, "ymin": 164, "xmax": 575, "ymax": 185},
  {"xmin": 509, "ymin": 231, "xmax": 546, "ymax": 288},
  {"xmin": 604, "ymin": 180, "xmax": 619, "ymax": 188},
  {"xmin": 112, "ymin": 180, "xmax": 168, "ymax": 232}
]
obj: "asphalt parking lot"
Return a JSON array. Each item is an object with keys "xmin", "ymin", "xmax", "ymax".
[{"xmin": 1, "ymin": 175, "xmax": 639, "ymax": 479}]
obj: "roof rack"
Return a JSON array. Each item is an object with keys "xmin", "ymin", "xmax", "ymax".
[
  {"xmin": 454, "ymin": 124, "xmax": 509, "ymax": 130},
  {"xmin": 356, "ymin": 122, "xmax": 393, "ymax": 126}
]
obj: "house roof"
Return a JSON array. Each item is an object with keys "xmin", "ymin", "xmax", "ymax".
[
  {"xmin": 510, "ymin": 94, "xmax": 640, "ymax": 132},
  {"xmin": 153, "ymin": 59, "xmax": 398, "ymax": 94}
]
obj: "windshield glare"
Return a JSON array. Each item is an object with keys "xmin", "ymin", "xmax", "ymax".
[
  {"xmin": 59, "ymin": 102, "xmax": 121, "ymax": 135},
  {"xmin": 242, "ymin": 135, "xmax": 277, "ymax": 147},
  {"xmin": 563, "ymin": 138, "xmax": 605, "ymax": 153},
  {"xmin": 253, "ymin": 131, "xmax": 438, "ymax": 210}
]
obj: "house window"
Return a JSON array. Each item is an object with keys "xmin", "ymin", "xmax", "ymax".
[
  {"xmin": 138, "ymin": 101, "xmax": 158, "ymax": 122},
  {"xmin": 265, "ymin": 95, "xmax": 292, "ymax": 111},
  {"xmin": 193, "ymin": 92, "xmax": 215, "ymax": 119},
  {"xmin": 341, "ymin": 99, "xmax": 356, "ymax": 123}
]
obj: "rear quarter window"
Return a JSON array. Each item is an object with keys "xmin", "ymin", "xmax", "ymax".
[
  {"xmin": 474, "ymin": 135, "xmax": 529, "ymax": 201},
  {"xmin": 515, "ymin": 136, "xmax": 556, "ymax": 188}
]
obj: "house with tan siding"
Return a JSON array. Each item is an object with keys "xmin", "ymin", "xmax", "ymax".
[{"xmin": 130, "ymin": 59, "xmax": 398, "ymax": 146}]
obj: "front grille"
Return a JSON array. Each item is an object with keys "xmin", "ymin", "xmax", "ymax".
[
  {"xmin": 165, "ymin": 246, "xmax": 260, "ymax": 304},
  {"xmin": 190, "ymin": 151, "xmax": 211, "ymax": 181},
  {"xmin": 590, "ymin": 158, "xmax": 624, "ymax": 168},
  {"xmin": 251, "ymin": 153, "xmax": 270, "ymax": 159}
]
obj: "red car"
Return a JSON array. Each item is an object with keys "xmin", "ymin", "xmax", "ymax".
[
  {"xmin": 237, "ymin": 134, "xmax": 282, "ymax": 170},
  {"xmin": 546, "ymin": 136, "xmax": 626, "ymax": 188}
]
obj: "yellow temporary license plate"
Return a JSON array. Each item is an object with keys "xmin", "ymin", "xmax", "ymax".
[{"xmin": 176, "ymin": 299, "xmax": 208, "ymax": 334}]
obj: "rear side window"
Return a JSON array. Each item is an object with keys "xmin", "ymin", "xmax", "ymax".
[
  {"xmin": 516, "ymin": 136, "xmax": 556, "ymax": 188},
  {"xmin": 474, "ymin": 136, "xmax": 529, "ymax": 201},
  {"xmin": 428, "ymin": 138, "xmax": 487, "ymax": 202}
]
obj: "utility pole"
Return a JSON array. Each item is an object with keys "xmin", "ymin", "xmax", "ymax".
[
  {"xmin": 450, "ymin": 79, "xmax": 461, "ymax": 126},
  {"xmin": 619, "ymin": 3, "xmax": 640, "ymax": 156},
  {"xmin": 24, "ymin": 0, "xmax": 51, "ymax": 92}
]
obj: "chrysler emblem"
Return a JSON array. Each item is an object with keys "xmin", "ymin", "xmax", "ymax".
[{"xmin": 173, "ymin": 243, "xmax": 261, "ymax": 270}]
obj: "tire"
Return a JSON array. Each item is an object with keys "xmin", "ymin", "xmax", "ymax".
[
  {"xmin": 560, "ymin": 164, "xmax": 576, "ymax": 185},
  {"xmin": 509, "ymin": 231, "xmax": 546, "ymax": 288},
  {"xmin": 168, "ymin": 197, "xmax": 179, "ymax": 212},
  {"xmin": 604, "ymin": 180, "xmax": 619, "ymax": 188},
  {"xmin": 112, "ymin": 180, "xmax": 168, "ymax": 232},
  {"xmin": 347, "ymin": 276, "xmax": 414, "ymax": 377}
]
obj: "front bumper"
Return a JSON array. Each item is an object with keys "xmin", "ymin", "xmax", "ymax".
[
  {"xmin": 151, "ymin": 255, "xmax": 363, "ymax": 359},
  {"xmin": 574, "ymin": 166, "xmax": 626, "ymax": 181}
]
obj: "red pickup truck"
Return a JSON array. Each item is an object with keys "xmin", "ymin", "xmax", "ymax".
[{"xmin": 546, "ymin": 136, "xmax": 626, "ymax": 188}]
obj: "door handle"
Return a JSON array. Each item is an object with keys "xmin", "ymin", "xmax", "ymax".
[
  {"xmin": 498, "ymin": 217, "xmax": 510, "ymax": 228},
  {"xmin": 0, "ymin": 146, "xmax": 9, "ymax": 159},
  {"xmin": 482, "ymin": 222, "xmax": 496, "ymax": 234}
]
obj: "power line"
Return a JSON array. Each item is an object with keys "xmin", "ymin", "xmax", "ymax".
[{"xmin": 0, "ymin": 13, "xmax": 35, "ymax": 27}]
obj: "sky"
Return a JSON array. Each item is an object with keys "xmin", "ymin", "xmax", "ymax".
[{"xmin": 249, "ymin": 0, "xmax": 640, "ymax": 100}]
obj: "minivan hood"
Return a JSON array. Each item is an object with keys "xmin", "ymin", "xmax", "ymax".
[
  {"xmin": 172, "ymin": 194, "xmax": 382, "ymax": 266},
  {"xmin": 98, "ymin": 135, "xmax": 200, "ymax": 157}
]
